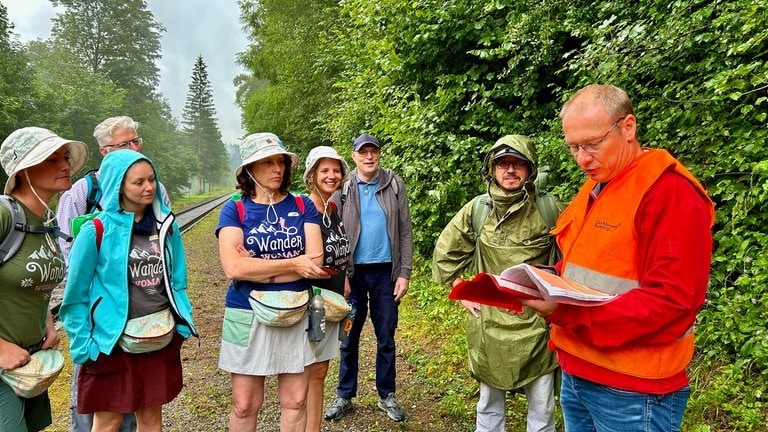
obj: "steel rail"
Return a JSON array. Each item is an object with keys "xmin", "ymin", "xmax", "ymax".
[{"xmin": 49, "ymin": 193, "xmax": 232, "ymax": 323}]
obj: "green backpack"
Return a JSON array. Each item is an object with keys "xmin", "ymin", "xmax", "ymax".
[{"xmin": 70, "ymin": 212, "xmax": 101, "ymax": 240}]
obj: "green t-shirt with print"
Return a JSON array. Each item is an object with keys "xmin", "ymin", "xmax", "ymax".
[{"xmin": 0, "ymin": 200, "xmax": 66, "ymax": 348}]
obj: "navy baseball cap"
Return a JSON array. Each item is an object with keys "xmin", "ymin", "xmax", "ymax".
[{"xmin": 353, "ymin": 133, "xmax": 380, "ymax": 152}]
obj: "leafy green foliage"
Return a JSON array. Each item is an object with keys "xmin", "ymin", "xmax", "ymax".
[
  {"xmin": 236, "ymin": 0, "xmax": 340, "ymax": 156},
  {"xmin": 0, "ymin": 4, "xmax": 36, "ymax": 140},
  {"xmin": 237, "ymin": 0, "xmax": 768, "ymax": 427},
  {"xmin": 25, "ymin": 40, "xmax": 124, "ymax": 171},
  {"xmin": 51, "ymin": 0, "xmax": 165, "ymax": 106},
  {"xmin": 43, "ymin": 0, "xmax": 193, "ymax": 198}
]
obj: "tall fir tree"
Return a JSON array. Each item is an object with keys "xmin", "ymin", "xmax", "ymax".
[{"xmin": 181, "ymin": 55, "xmax": 228, "ymax": 191}]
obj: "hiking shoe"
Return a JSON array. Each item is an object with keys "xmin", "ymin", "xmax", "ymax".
[
  {"xmin": 324, "ymin": 397, "xmax": 353, "ymax": 421},
  {"xmin": 377, "ymin": 392, "xmax": 405, "ymax": 422}
]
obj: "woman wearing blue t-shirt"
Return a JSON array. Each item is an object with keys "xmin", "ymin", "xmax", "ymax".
[{"xmin": 216, "ymin": 133, "xmax": 328, "ymax": 432}]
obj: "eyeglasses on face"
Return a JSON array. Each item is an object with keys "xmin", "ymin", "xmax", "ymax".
[
  {"xmin": 564, "ymin": 116, "xmax": 626, "ymax": 155},
  {"xmin": 494, "ymin": 159, "xmax": 528, "ymax": 171},
  {"xmin": 106, "ymin": 137, "xmax": 143, "ymax": 150},
  {"xmin": 355, "ymin": 148, "xmax": 380, "ymax": 157}
]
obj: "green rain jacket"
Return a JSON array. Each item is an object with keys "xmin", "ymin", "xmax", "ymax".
[{"xmin": 432, "ymin": 135, "xmax": 561, "ymax": 390}]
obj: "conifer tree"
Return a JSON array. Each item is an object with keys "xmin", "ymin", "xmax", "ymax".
[{"xmin": 181, "ymin": 55, "xmax": 228, "ymax": 191}]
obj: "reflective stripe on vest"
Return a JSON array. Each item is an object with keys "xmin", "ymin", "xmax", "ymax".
[{"xmin": 551, "ymin": 149, "xmax": 713, "ymax": 379}]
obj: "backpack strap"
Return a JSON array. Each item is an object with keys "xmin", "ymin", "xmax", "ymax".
[
  {"xmin": 84, "ymin": 170, "xmax": 102, "ymax": 214},
  {"xmin": 470, "ymin": 194, "xmax": 493, "ymax": 243},
  {"xmin": 236, "ymin": 195, "xmax": 304, "ymax": 225},
  {"xmin": 390, "ymin": 174, "xmax": 400, "ymax": 197},
  {"xmin": 236, "ymin": 199, "xmax": 245, "ymax": 224},
  {"xmin": 92, "ymin": 218, "xmax": 104, "ymax": 251},
  {"xmin": 535, "ymin": 191, "xmax": 559, "ymax": 230},
  {"xmin": 0, "ymin": 196, "xmax": 67, "ymax": 264},
  {"xmin": 340, "ymin": 181, "xmax": 351, "ymax": 207},
  {"xmin": 0, "ymin": 196, "xmax": 25, "ymax": 264}
]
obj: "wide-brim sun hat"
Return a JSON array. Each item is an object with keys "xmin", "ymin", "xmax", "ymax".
[
  {"xmin": 0, "ymin": 349, "xmax": 64, "ymax": 398},
  {"xmin": 1, "ymin": 127, "xmax": 89, "ymax": 194},
  {"xmin": 235, "ymin": 132, "xmax": 299, "ymax": 177},
  {"xmin": 303, "ymin": 146, "xmax": 352, "ymax": 189}
]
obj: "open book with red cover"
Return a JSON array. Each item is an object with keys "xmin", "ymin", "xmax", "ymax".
[{"xmin": 448, "ymin": 264, "xmax": 617, "ymax": 312}]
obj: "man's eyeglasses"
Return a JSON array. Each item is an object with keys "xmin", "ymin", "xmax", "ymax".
[
  {"xmin": 494, "ymin": 159, "xmax": 528, "ymax": 171},
  {"xmin": 105, "ymin": 137, "xmax": 143, "ymax": 150},
  {"xmin": 564, "ymin": 116, "xmax": 626, "ymax": 155},
  {"xmin": 356, "ymin": 148, "xmax": 380, "ymax": 157}
]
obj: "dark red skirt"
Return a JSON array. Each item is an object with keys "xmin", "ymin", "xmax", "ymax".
[{"xmin": 77, "ymin": 332, "xmax": 184, "ymax": 413}]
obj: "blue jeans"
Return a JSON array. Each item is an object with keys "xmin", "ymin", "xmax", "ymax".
[
  {"xmin": 560, "ymin": 372, "xmax": 690, "ymax": 432},
  {"xmin": 71, "ymin": 364, "xmax": 137, "ymax": 432},
  {"xmin": 337, "ymin": 263, "xmax": 399, "ymax": 400}
]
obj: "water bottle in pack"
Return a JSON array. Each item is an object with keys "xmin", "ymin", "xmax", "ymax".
[{"xmin": 308, "ymin": 288, "xmax": 326, "ymax": 342}]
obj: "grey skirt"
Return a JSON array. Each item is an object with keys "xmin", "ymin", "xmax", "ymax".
[{"xmin": 218, "ymin": 307, "xmax": 315, "ymax": 376}]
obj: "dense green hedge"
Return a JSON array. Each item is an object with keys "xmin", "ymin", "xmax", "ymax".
[{"xmin": 236, "ymin": 0, "xmax": 767, "ymax": 427}]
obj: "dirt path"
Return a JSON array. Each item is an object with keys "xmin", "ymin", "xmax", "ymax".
[
  {"xmin": 44, "ymin": 210, "xmax": 535, "ymax": 431},
  {"xmin": 161, "ymin": 213, "xmax": 474, "ymax": 431}
]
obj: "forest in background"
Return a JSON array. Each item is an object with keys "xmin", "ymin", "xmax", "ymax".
[
  {"xmin": 234, "ymin": 0, "xmax": 767, "ymax": 429},
  {"xmin": 0, "ymin": 0, "xmax": 231, "ymax": 197}
]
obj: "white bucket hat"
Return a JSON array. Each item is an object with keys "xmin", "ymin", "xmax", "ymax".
[
  {"xmin": 1, "ymin": 127, "xmax": 88, "ymax": 194},
  {"xmin": 303, "ymin": 146, "xmax": 352, "ymax": 189},
  {"xmin": 235, "ymin": 132, "xmax": 299, "ymax": 177}
]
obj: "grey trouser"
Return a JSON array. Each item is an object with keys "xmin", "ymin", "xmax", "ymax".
[{"xmin": 476, "ymin": 372, "xmax": 556, "ymax": 432}]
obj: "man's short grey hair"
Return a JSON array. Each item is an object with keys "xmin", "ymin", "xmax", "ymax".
[
  {"xmin": 93, "ymin": 116, "xmax": 140, "ymax": 147},
  {"xmin": 560, "ymin": 84, "xmax": 634, "ymax": 120}
]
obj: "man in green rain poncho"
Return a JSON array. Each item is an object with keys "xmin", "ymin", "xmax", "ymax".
[{"xmin": 432, "ymin": 135, "xmax": 563, "ymax": 432}]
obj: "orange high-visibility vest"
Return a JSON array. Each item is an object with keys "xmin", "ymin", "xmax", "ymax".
[{"xmin": 550, "ymin": 149, "xmax": 714, "ymax": 379}]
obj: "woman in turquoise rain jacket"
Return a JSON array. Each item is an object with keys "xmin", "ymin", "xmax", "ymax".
[{"xmin": 61, "ymin": 149, "xmax": 196, "ymax": 431}]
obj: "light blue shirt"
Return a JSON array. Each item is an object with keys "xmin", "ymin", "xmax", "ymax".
[{"xmin": 353, "ymin": 174, "xmax": 392, "ymax": 264}]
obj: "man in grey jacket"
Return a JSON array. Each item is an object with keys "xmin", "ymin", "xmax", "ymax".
[{"xmin": 325, "ymin": 133, "xmax": 413, "ymax": 423}]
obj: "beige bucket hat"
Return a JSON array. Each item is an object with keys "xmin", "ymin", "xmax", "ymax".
[
  {"xmin": 303, "ymin": 146, "xmax": 352, "ymax": 189},
  {"xmin": 235, "ymin": 132, "xmax": 299, "ymax": 177},
  {"xmin": 1, "ymin": 127, "xmax": 88, "ymax": 193}
]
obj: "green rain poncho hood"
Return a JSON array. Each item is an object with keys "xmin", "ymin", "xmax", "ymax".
[{"xmin": 432, "ymin": 135, "xmax": 560, "ymax": 390}]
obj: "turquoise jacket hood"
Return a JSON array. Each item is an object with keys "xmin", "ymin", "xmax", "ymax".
[{"xmin": 99, "ymin": 149, "xmax": 171, "ymax": 217}]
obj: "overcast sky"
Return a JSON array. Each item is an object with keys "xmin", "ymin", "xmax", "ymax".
[{"xmin": 3, "ymin": 0, "xmax": 249, "ymax": 144}]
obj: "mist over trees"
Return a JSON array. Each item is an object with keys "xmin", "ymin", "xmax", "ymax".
[
  {"xmin": 235, "ymin": 0, "xmax": 768, "ymax": 428},
  {"xmin": 0, "ymin": 0, "xmax": 232, "ymax": 196}
]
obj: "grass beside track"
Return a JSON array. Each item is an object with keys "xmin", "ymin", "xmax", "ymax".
[{"xmin": 44, "ymin": 207, "xmax": 541, "ymax": 431}]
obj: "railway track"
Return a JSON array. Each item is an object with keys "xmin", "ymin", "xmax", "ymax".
[{"xmin": 49, "ymin": 193, "xmax": 232, "ymax": 322}]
